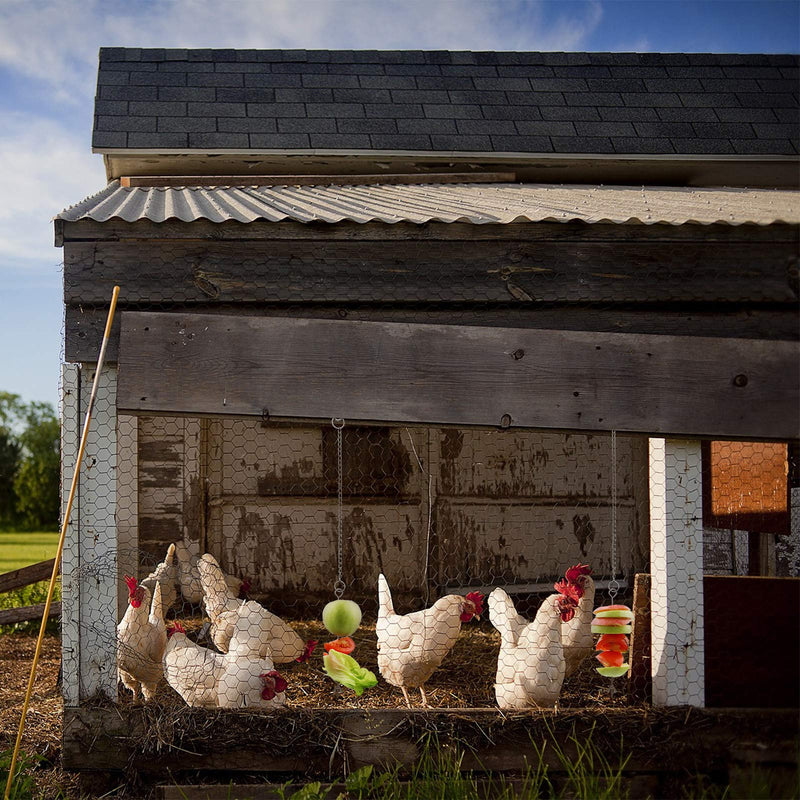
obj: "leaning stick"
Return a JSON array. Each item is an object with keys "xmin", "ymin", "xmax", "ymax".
[{"xmin": 4, "ymin": 286, "xmax": 120, "ymax": 800}]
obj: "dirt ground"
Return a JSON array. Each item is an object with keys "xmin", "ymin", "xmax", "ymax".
[
  {"xmin": 0, "ymin": 632, "xmax": 81, "ymax": 799},
  {"xmin": 0, "ymin": 621, "xmax": 634, "ymax": 799}
]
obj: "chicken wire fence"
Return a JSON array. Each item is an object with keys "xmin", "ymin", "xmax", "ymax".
[
  {"xmin": 55, "ymin": 209, "xmax": 798, "ymax": 712},
  {"xmin": 59, "ymin": 395, "xmax": 798, "ymax": 711}
]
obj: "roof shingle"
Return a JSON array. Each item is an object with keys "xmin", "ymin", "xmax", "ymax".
[{"xmin": 94, "ymin": 48, "xmax": 800, "ymax": 156}]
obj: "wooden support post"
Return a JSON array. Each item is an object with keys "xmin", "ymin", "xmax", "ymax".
[
  {"xmin": 628, "ymin": 573, "xmax": 652, "ymax": 705},
  {"xmin": 116, "ymin": 415, "xmax": 138, "ymax": 619},
  {"xmin": 649, "ymin": 438, "xmax": 705, "ymax": 707}
]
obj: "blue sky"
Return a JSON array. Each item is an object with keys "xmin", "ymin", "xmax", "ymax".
[{"xmin": 0, "ymin": 0, "xmax": 797, "ymax": 411}]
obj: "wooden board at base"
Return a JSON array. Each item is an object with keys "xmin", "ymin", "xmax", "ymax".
[{"xmin": 117, "ymin": 311, "xmax": 799, "ymax": 440}]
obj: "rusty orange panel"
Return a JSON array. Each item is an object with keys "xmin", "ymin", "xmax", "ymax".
[{"xmin": 702, "ymin": 441, "xmax": 789, "ymax": 535}]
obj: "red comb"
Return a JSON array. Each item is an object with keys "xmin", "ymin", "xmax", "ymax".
[
  {"xmin": 555, "ymin": 579, "xmax": 582, "ymax": 602},
  {"xmin": 466, "ymin": 591, "xmax": 484, "ymax": 615},
  {"xmin": 124, "ymin": 575, "xmax": 138, "ymax": 594},
  {"xmin": 565, "ymin": 563, "xmax": 592, "ymax": 583},
  {"xmin": 296, "ymin": 640, "xmax": 317, "ymax": 663},
  {"xmin": 168, "ymin": 621, "xmax": 185, "ymax": 638},
  {"xmin": 267, "ymin": 670, "xmax": 287, "ymax": 694}
]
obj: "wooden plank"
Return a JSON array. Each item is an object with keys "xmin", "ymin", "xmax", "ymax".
[
  {"xmin": 0, "ymin": 559, "xmax": 56, "ymax": 594},
  {"xmin": 120, "ymin": 172, "xmax": 516, "ymax": 188},
  {"xmin": 64, "ymin": 238, "xmax": 799, "ymax": 305},
  {"xmin": 117, "ymin": 312, "xmax": 800, "ymax": 440},
  {"xmin": 65, "ymin": 303, "xmax": 800, "ymax": 364},
  {"xmin": 63, "ymin": 706, "xmax": 800, "ymax": 777},
  {"xmin": 628, "ymin": 573, "xmax": 652, "ymax": 705},
  {"xmin": 57, "ymin": 217, "xmax": 800, "ymax": 244},
  {"xmin": 0, "ymin": 601, "xmax": 61, "ymax": 625}
]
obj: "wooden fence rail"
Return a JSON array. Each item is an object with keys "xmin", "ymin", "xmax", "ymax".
[
  {"xmin": 0, "ymin": 559, "xmax": 61, "ymax": 626},
  {"xmin": 0, "ymin": 559, "xmax": 57, "ymax": 594},
  {"xmin": 0, "ymin": 602, "xmax": 62, "ymax": 626}
]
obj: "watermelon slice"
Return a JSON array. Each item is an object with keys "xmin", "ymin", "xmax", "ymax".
[
  {"xmin": 591, "ymin": 623, "xmax": 631, "ymax": 635},
  {"xmin": 594, "ymin": 608, "xmax": 633, "ymax": 619},
  {"xmin": 596, "ymin": 664, "xmax": 630, "ymax": 678},
  {"xmin": 596, "ymin": 650, "xmax": 624, "ymax": 667},
  {"xmin": 592, "ymin": 616, "xmax": 632, "ymax": 627},
  {"xmin": 594, "ymin": 604, "xmax": 632, "ymax": 615},
  {"xmin": 596, "ymin": 633, "xmax": 629, "ymax": 652}
]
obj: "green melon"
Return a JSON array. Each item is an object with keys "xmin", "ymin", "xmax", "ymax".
[
  {"xmin": 591, "ymin": 623, "xmax": 632, "ymax": 635},
  {"xmin": 596, "ymin": 664, "xmax": 630, "ymax": 678},
  {"xmin": 322, "ymin": 599, "xmax": 362, "ymax": 636},
  {"xmin": 594, "ymin": 608, "xmax": 633, "ymax": 619}
]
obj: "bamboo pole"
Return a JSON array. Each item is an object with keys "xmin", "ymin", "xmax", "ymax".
[{"xmin": 4, "ymin": 286, "xmax": 120, "ymax": 800}]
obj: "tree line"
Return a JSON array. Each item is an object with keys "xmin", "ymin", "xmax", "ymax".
[{"xmin": 0, "ymin": 392, "xmax": 60, "ymax": 530}]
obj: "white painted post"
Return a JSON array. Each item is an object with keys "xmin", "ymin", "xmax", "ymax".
[
  {"xmin": 60, "ymin": 364, "xmax": 81, "ymax": 706},
  {"xmin": 63, "ymin": 364, "xmax": 120, "ymax": 701},
  {"xmin": 649, "ymin": 438, "xmax": 705, "ymax": 707}
]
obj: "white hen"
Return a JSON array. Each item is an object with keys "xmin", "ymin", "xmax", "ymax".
[
  {"xmin": 163, "ymin": 611, "xmax": 287, "ymax": 709},
  {"xmin": 174, "ymin": 541, "xmax": 244, "ymax": 605},
  {"xmin": 376, "ymin": 573, "xmax": 483, "ymax": 707},
  {"xmin": 163, "ymin": 624, "xmax": 224, "ymax": 708},
  {"xmin": 140, "ymin": 542, "xmax": 178, "ymax": 611},
  {"xmin": 198, "ymin": 554, "xmax": 308, "ymax": 663},
  {"xmin": 489, "ymin": 587, "xmax": 578, "ymax": 709},
  {"xmin": 117, "ymin": 577, "xmax": 167, "ymax": 701}
]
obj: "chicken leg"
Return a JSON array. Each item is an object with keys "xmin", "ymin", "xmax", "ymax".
[
  {"xmin": 419, "ymin": 686, "xmax": 430, "ymax": 708},
  {"xmin": 401, "ymin": 686, "xmax": 412, "ymax": 708}
]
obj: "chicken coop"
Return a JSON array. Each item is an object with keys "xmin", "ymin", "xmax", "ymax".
[{"xmin": 55, "ymin": 48, "xmax": 799, "ymax": 785}]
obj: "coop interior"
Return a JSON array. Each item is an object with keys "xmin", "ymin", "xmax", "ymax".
[{"xmin": 105, "ymin": 411, "xmax": 796, "ymax": 713}]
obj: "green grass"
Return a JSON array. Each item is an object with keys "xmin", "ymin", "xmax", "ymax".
[
  {"xmin": 0, "ymin": 531, "xmax": 59, "ymax": 573},
  {"xmin": 0, "ymin": 530, "xmax": 60, "ymax": 634}
]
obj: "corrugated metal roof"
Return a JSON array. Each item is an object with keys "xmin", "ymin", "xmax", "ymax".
[{"xmin": 57, "ymin": 181, "xmax": 800, "ymax": 226}]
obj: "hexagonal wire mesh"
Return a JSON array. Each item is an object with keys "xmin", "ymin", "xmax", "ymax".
[
  {"xmin": 56, "ymin": 212, "xmax": 797, "ymax": 712},
  {"xmin": 61, "ymin": 392, "xmax": 795, "ymax": 711}
]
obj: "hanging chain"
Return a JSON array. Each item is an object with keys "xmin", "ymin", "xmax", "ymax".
[
  {"xmin": 608, "ymin": 429, "xmax": 620, "ymax": 601},
  {"xmin": 332, "ymin": 418, "xmax": 346, "ymax": 599}
]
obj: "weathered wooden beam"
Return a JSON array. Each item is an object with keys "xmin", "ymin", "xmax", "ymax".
[
  {"xmin": 117, "ymin": 311, "xmax": 800, "ymax": 440},
  {"xmin": 0, "ymin": 559, "xmax": 56, "ymax": 594},
  {"xmin": 63, "ymin": 706, "xmax": 800, "ymax": 777},
  {"xmin": 64, "ymin": 303, "xmax": 800, "ymax": 364},
  {"xmin": 120, "ymin": 172, "xmax": 516, "ymax": 188},
  {"xmin": 63, "ymin": 238, "xmax": 799, "ymax": 305},
  {"xmin": 56, "ymin": 217, "xmax": 800, "ymax": 245},
  {"xmin": 0, "ymin": 601, "xmax": 61, "ymax": 625}
]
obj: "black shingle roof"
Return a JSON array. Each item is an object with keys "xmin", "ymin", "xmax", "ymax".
[{"xmin": 94, "ymin": 49, "xmax": 800, "ymax": 156}]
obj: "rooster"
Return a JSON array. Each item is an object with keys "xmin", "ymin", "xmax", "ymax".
[
  {"xmin": 117, "ymin": 576, "xmax": 167, "ymax": 702},
  {"xmin": 488, "ymin": 585, "xmax": 579, "ymax": 709},
  {"xmin": 559, "ymin": 563, "xmax": 595, "ymax": 678},
  {"xmin": 198, "ymin": 554, "xmax": 308, "ymax": 663},
  {"xmin": 140, "ymin": 542, "xmax": 178, "ymax": 611},
  {"xmin": 376, "ymin": 573, "xmax": 483, "ymax": 707},
  {"xmin": 164, "ymin": 614, "xmax": 287, "ymax": 709},
  {"xmin": 174, "ymin": 541, "xmax": 246, "ymax": 605}
]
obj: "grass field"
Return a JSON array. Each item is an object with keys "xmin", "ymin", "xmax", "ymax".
[{"xmin": 0, "ymin": 531, "xmax": 59, "ymax": 574}]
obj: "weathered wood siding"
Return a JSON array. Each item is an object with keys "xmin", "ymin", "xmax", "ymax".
[
  {"xmin": 142, "ymin": 417, "xmax": 653, "ymax": 611},
  {"xmin": 135, "ymin": 416, "xmax": 204, "ymax": 569}
]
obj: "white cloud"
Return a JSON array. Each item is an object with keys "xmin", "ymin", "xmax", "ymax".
[
  {"xmin": 0, "ymin": 112, "xmax": 105, "ymax": 280},
  {"xmin": 0, "ymin": 0, "xmax": 605, "ymax": 99},
  {"xmin": 0, "ymin": 0, "xmax": 604, "ymax": 281}
]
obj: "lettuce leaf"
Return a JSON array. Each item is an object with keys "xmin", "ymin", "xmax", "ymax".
[{"xmin": 323, "ymin": 649, "xmax": 378, "ymax": 696}]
